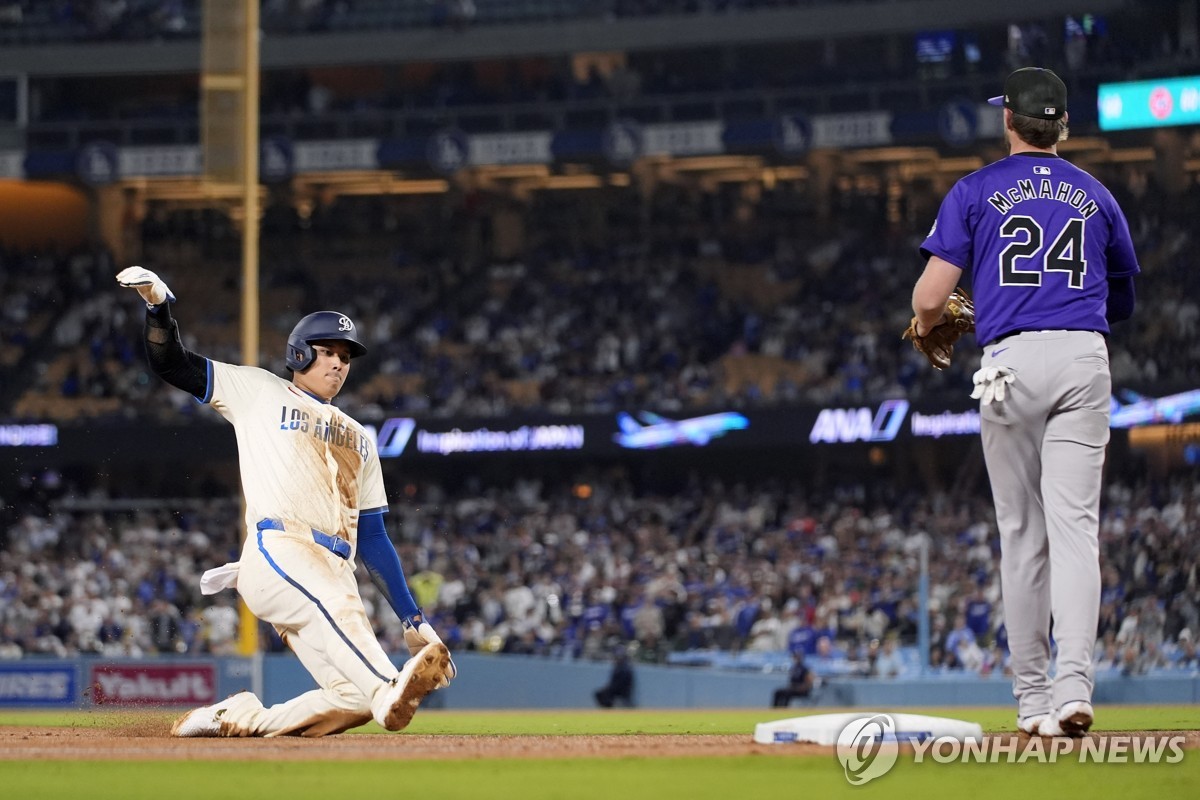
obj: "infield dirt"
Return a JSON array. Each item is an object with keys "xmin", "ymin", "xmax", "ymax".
[{"xmin": 1, "ymin": 725, "xmax": 1197, "ymax": 762}]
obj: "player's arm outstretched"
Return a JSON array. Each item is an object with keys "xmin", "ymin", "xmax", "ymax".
[
  {"xmin": 116, "ymin": 266, "xmax": 210, "ymax": 400},
  {"xmin": 358, "ymin": 511, "xmax": 458, "ymax": 684}
]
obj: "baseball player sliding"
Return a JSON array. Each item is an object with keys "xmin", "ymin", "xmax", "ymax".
[
  {"xmin": 118, "ymin": 267, "xmax": 456, "ymax": 737},
  {"xmin": 909, "ymin": 68, "xmax": 1139, "ymax": 737}
]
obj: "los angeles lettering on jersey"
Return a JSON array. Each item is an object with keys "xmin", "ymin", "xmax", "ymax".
[
  {"xmin": 279, "ymin": 405, "xmax": 370, "ymax": 461},
  {"xmin": 987, "ymin": 179, "xmax": 1099, "ymax": 218}
]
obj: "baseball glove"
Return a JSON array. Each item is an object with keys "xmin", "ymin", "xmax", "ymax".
[{"xmin": 902, "ymin": 287, "xmax": 975, "ymax": 370}]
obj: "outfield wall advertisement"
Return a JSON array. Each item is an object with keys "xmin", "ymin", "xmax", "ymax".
[
  {"xmin": 88, "ymin": 664, "xmax": 217, "ymax": 706},
  {"xmin": 0, "ymin": 664, "xmax": 78, "ymax": 707},
  {"xmin": 1, "ymin": 655, "xmax": 1197, "ymax": 710}
]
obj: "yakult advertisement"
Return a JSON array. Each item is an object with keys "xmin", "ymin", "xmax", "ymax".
[{"xmin": 88, "ymin": 664, "xmax": 217, "ymax": 706}]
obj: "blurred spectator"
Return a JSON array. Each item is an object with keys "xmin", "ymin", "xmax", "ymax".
[
  {"xmin": 594, "ymin": 648, "xmax": 635, "ymax": 707},
  {"xmin": 1175, "ymin": 630, "xmax": 1198, "ymax": 671},
  {"xmin": 962, "ymin": 585, "xmax": 992, "ymax": 640},
  {"xmin": 201, "ymin": 594, "xmax": 239, "ymax": 655},
  {"xmin": 1120, "ymin": 643, "xmax": 1147, "ymax": 677},
  {"xmin": 772, "ymin": 650, "xmax": 814, "ymax": 707},
  {"xmin": 745, "ymin": 598, "xmax": 785, "ymax": 652},
  {"xmin": 871, "ymin": 636, "xmax": 902, "ymax": 678},
  {"xmin": 942, "ymin": 613, "xmax": 976, "ymax": 670},
  {"xmin": 148, "ymin": 597, "xmax": 182, "ymax": 654}
]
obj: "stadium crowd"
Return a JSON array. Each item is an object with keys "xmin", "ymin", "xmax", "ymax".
[
  {"xmin": 1, "ymin": 469, "xmax": 1197, "ymax": 680},
  {"xmin": 5, "ymin": 156, "xmax": 1199, "ymax": 424},
  {"xmin": 1, "ymin": 0, "xmax": 1198, "ymax": 694},
  {"xmin": 0, "ymin": 246, "xmax": 122, "ymax": 406}
]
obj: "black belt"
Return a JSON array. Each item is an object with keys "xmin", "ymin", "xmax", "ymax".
[{"xmin": 257, "ymin": 518, "xmax": 351, "ymax": 560}]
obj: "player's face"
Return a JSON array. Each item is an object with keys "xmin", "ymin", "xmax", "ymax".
[{"xmin": 294, "ymin": 341, "xmax": 352, "ymax": 400}]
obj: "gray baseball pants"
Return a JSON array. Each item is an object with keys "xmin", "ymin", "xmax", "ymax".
[{"xmin": 978, "ymin": 330, "xmax": 1110, "ymax": 721}]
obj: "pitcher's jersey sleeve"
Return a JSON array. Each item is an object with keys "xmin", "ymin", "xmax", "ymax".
[
  {"xmin": 920, "ymin": 180, "xmax": 974, "ymax": 270},
  {"xmin": 1105, "ymin": 209, "xmax": 1140, "ymax": 278}
]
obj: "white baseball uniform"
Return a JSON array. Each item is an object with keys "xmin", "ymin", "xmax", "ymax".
[
  {"xmin": 118, "ymin": 272, "xmax": 451, "ymax": 737},
  {"xmin": 199, "ymin": 361, "xmax": 403, "ymax": 737}
]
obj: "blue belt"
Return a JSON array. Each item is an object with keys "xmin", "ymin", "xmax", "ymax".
[{"xmin": 257, "ymin": 518, "xmax": 351, "ymax": 560}]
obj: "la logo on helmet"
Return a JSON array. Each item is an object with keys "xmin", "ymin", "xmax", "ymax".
[{"xmin": 338, "ymin": 316, "xmax": 353, "ymax": 332}]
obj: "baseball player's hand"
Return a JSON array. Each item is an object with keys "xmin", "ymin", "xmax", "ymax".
[
  {"xmin": 902, "ymin": 287, "xmax": 975, "ymax": 370},
  {"xmin": 116, "ymin": 266, "xmax": 176, "ymax": 308},
  {"xmin": 404, "ymin": 615, "xmax": 457, "ymax": 686},
  {"xmin": 971, "ymin": 365, "xmax": 1016, "ymax": 404}
]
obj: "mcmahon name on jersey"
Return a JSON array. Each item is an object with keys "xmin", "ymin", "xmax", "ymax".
[{"xmin": 987, "ymin": 179, "xmax": 1099, "ymax": 218}]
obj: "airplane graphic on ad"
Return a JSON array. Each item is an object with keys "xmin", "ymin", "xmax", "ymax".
[
  {"xmin": 614, "ymin": 411, "xmax": 750, "ymax": 449},
  {"xmin": 1109, "ymin": 388, "xmax": 1200, "ymax": 429}
]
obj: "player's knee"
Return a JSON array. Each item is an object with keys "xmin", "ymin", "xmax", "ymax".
[{"xmin": 327, "ymin": 683, "xmax": 372, "ymax": 713}]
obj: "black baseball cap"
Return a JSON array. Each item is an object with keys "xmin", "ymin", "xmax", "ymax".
[{"xmin": 988, "ymin": 67, "xmax": 1067, "ymax": 120}]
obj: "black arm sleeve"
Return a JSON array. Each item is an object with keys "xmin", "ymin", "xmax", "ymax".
[
  {"xmin": 1106, "ymin": 275, "xmax": 1136, "ymax": 324},
  {"xmin": 144, "ymin": 303, "xmax": 211, "ymax": 400}
]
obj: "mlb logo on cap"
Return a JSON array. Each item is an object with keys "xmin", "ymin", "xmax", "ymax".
[{"xmin": 988, "ymin": 68, "xmax": 1068, "ymax": 120}]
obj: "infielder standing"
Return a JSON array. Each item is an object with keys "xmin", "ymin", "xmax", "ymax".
[
  {"xmin": 118, "ymin": 267, "xmax": 456, "ymax": 737},
  {"xmin": 911, "ymin": 68, "xmax": 1139, "ymax": 736}
]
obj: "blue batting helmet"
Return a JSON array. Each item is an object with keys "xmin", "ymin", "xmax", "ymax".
[{"xmin": 285, "ymin": 311, "xmax": 368, "ymax": 371}]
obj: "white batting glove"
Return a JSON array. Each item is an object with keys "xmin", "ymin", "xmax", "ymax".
[
  {"xmin": 970, "ymin": 366, "xmax": 1016, "ymax": 404},
  {"xmin": 404, "ymin": 616, "xmax": 457, "ymax": 687},
  {"xmin": 116, "ymin": 266, "xmax": 176, "ymax": 308}
]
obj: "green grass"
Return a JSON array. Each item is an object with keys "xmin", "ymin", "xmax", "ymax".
[
  {"xmin": 2, "ymin": 707, "xmax": 1198, "ymax": 800},
  {"xmin": 2, "ymin": 754, "xmax": 1199, "ymax": 800},
  {"xmin": 4, "ymin": 705, "xmax": 1199, "ymax": 734}
]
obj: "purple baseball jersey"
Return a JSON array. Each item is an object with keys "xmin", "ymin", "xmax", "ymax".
[{"xmin": 920, "ymin": 152, "xmax": 1140, "ymax": 345}]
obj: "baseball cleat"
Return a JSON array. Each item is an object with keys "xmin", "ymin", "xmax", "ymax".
[
  {"xmin": 374, "ymin": 642, "xmax": 452, "ymax": 732},
  {"xmin": 1035, "ymin": 716, "xmax": 1064, "ymax": 737},
  {"xmin": 1017, "ymin": 713, "xmax": 1050, "ymax": 735},
  {"xmin": 170, "ymin": 691, "xmax": 257, "ymax": 737},
  {"xmin": 1056, "ymin": 701, "xmax": 1094, "ymax": 737}
]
